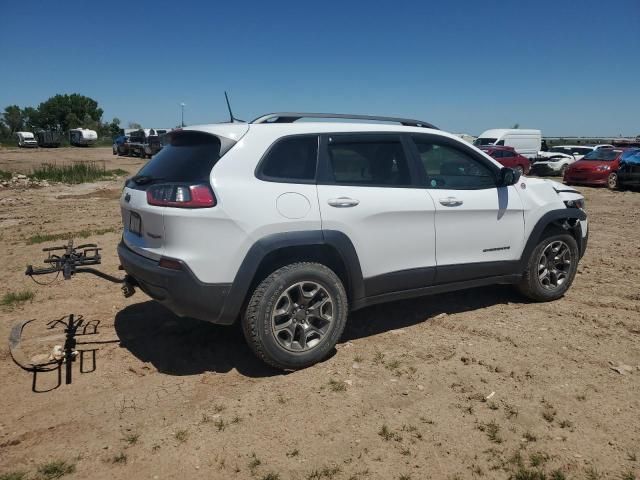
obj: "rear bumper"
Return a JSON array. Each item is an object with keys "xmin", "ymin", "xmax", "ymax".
[{"xmin": 117, "ymin": 241, "xmax": 235, "ymax": 325}]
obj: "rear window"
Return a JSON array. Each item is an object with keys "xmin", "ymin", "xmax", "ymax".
[
  {"xmin": 258, "ymin": 135, "xmax": 318, "ymax": 182},
  {"xmin": 583, "ymin": 149, "xmax": 620, "ymax": 161},
  {"xmin": 131, "ymin": 131, "xmax": 222, "ymax": 184}
]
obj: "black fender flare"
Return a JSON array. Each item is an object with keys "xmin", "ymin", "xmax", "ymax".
[
  {"xmin": 217, "ymin": 230, "xmax": 364, "ymax": 324},
  {"xmin": 519, "ymin": 207, "xmax": 587, "ymax": 269}
]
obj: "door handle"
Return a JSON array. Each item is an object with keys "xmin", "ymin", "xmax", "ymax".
[
  {"xmin": 439, "ymin": 197, "xmax": 463, "ymax": 207},
  {"xmin": 328, "ymin": 197, "xmax": 360, "ymax": 208}
]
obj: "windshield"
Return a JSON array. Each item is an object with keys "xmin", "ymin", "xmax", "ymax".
[
  {"xmin": 582, "ymin": 149, "xmax": 620, "ymax": 161},
  {"xmin": 621, "ymin": 149, "xmax": 640, "ymax": 164},
  {"xmin": 473, "ymin": 138, "xmax": 497, "ymax": 146}
]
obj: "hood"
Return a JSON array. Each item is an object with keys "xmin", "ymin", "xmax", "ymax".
[{"xmin": 569, "ymin": 159, "xmax": 613, "ymax": 170}]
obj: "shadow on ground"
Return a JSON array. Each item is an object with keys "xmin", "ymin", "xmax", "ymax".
[
  {"xmin": 343, "ymin": 284, "xmax": 527, "ymax": 341},
  {"xmin": 114, "ymin": 301, "xmax": 280, "ymax": 378},
  {"xmin": 115, "ymin": 285, "xmax": 526, "ymax": 377}
]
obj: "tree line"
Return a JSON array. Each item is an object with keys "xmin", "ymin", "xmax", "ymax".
[{"xmin": 0, "ymin": 93, "xmax": 123, "ymax": 141}]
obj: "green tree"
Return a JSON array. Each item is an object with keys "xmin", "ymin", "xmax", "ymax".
[
  {"xmin": 109, "ymin": 117, "xmax": 121, "ymax": 137},
  {"xmin": 512, "ymin": 123, "xmax": 520, "ymax": 129},
  {"xmin": 3, "ymin": 105, "xmax": 23, "ymax": 133},
  {"xmin": 37, "ymin": 94, "xmax": 103, "ymax": 132},
  {"xmin": 22, "ymin": 106, "xmax": 40, "ymax": 130},
  {"xmin": 128, "ymin": 122, "xmax": 142, "ymax": 129}
]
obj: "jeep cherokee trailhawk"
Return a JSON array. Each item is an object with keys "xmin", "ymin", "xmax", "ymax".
[{"xmin": 118, "ymin": 113, "xmax": 588, "ymax": 370}]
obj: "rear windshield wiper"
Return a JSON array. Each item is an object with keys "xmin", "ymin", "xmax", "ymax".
[{"xmin": 131, "ymin": 175, "xmax": 164, "ymax": 185}]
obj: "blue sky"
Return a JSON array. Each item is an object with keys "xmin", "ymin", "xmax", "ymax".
[{"xmin": 1, "ymin": 0, "xmax": 638, "ymax": 136}]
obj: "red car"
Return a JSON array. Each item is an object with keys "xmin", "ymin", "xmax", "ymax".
[
  {"xmin": 480, "ymin": 146, "xmax": 530, "ymax": 175},
  {"xmin": 563, "ymin": 148, "xmax": 623, "ymax": 189}
]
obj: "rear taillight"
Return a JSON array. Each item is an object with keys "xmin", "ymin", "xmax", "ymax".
[{"xmin": 146, "ymin": 184, "xmax": 216, "ymax": 208}]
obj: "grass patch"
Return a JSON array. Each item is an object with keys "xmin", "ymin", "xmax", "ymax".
[
  {"xmin": 328, "ymin": 378, "xmax": 346, "ymax": 392},
  {"xmin": 485, "ymin": 421, "xmax": 502, "ymax": 444},
  {"xmin": 122, "ymin": 433, "xmax": 139, "ymax": 445},
  {"xmin": 174, "ymin": 429, "xmax": 188, "ymax": 443},
  {"xmin": 1, "ymin": 290, "xmax": 34, "ymax": 306},
  {"xmin": 523, "ymin": 431, "xmax": 537, "ymax": 442},
  {"xmin": 30, "ymin": 161, "xmax": 126, "ymax": 184},
  {"xmin": 378, "ymin": 424, "xmax": 402, "ymax": 442},
  {"xmin": 529, "ymin": 452, "xmax": 549, "ymax": 467},
  {"xmin": 111, "ymin": 452, "xmax": 127, "ymax": 464},
  {"xmin": 307, "ymin": 466, "xmax": 341, "ymax": 479},
  {"xmin": 620, "ymin": 470, "xmax": 636, "ymax": 480},
  {"xmin": 0, "ymin": 472, "xmax": 27, "ymax": 480},
  {"xmin": 0, "ymin": 170, "xmax": 12, "ymax": 180},
  {"xmin": 26, "ymin": 227, "xmax": 116, "ymax": 245},
  {"xmin": 37, "ymin": 460, "xmax": 76, "ymax": 479},
  {"xmin": 248, "ymin": 453, "xmax": 261, "ymax": 474},
  {"xmin": 510, "ymin": 468, "xmax": 546, "ymax": 480},
  {"xmin": 261, "ymin": 474, "xmax": 281, "ymax": 480}
]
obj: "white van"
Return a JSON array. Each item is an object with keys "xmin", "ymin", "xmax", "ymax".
[
  {"xmin": 17, "ymin": 131, "xmax": 38, "ymax": 148},
  {"xmin": 474, "ymin": 129, "xmax": 542, "ymax": 159}
]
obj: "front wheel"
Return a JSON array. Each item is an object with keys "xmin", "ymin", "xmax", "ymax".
[
  {"xmin": 242, "ymin": 262, "xmax": 348, "ymax": 370},
  {"xmin": 607, "ymin": 172, "xmax": 618, "ymax": 190},
  {"xmin": 515, "ymin": 165, "xmax": 524, "ymax": 176},
  {"xmin": 517, "ymin": 233, "xmax": 579, "ymax": 302}
]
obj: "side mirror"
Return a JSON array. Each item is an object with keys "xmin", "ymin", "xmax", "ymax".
[{"xmin": 500, "ymin": 167, "xmax": 520, "ymax": 186}]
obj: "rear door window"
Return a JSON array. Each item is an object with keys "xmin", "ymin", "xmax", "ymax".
[
  {"xmin": 129, "ymin": 130, "xmax": 223, "ymax": 186},
  {"xmin": 325, "ymin": 135, "xmax": 412, "ymax": 187}
]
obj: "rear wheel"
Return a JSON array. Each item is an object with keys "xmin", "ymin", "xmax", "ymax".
[
  {"xmin": 517, "ymin": 233, "xmax": 579, "ymax": 302},
  {"xmin": 242, "ymin": 262, "xmax": 348, "ymax": 370},
  {"xmin": 607, "ymin": 172, "xmax": 618, "ymax": 190}
]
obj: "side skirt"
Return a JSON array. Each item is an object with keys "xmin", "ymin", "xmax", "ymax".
[{"xmin": 351, "ymin": 274, "xmax": 522, "ymax": 311}]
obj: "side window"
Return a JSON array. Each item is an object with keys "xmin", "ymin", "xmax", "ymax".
[
  {"xmin": 502, "ymin": 150, "xmax": 515, "ymax": 158},
  {"xmin": 327, "ymin": 136, "xmax": 412, "ymax": 186},
  {"xmin": 496, "ymin": 140, "xmax": 505, "ymax": 146},
  {"xmin": 412, "ymin": 136, "xmax": 497, "ymax": 190},
  {"xmin": 259, "ymin": 136, "xmax": 318, "ymax": 182}
]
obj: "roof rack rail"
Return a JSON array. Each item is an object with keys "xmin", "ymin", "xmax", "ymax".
[{"xmin": 251, "ymin": 112, "xmax": 438, "ymax": 130}]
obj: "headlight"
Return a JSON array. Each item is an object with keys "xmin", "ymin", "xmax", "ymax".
[
  {"xmin": 564, "ymin": 199, "xmax": 585, "ymax": 209},
  {"xmin": 595, "ymin": 165, "xmax": 611, "ymax": 171}
]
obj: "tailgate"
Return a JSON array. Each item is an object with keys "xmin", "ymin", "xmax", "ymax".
[{"xmin": 121, "ymin": 187, "xmax": 165, "ymax": 260}]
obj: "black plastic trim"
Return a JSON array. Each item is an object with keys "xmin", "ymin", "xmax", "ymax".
[
  {"xmin": 519, "ymin": 208, "xmax": 587, "ymax": 268},
  {"xmin": 364, "ymin": 267, "xmax": 436, "ymax": 297},
  {"xmin": 117, "ymin": 242, "xmax": 232, "ymax": 324},
  {"xmin": 218, "ymin": 230, "xmax": 365, "ymax": 325},
  {"xmin": 251, "ymin": 112, "xmax": 438, "ymax": 130},
  {"xmin": 435, "ymin": 261, "xmax": 520, "ymax": 284},
  {"xmin": 352, "ymin": 274, "xmax": 522, "ymax": 310}
]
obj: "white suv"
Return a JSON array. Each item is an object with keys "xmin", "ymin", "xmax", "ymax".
[{"xmin": 118, "ymin": 113, "xmax": 588, "ymax": 370}]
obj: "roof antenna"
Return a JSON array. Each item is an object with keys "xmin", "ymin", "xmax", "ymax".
[{"xmin": 224, "ymin": 91, "xmax": 243, "ymax": 123}]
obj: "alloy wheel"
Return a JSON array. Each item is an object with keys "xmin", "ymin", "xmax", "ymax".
[
  {"xmin": 271, "ymin": 281, "xmax": 334, "ymax": 352},
  {"xmin": 537, "ymin": 241, "xmax": 572, "ymax": 290}
]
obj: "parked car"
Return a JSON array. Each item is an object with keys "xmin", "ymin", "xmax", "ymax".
[
  {"xmin": 35, "ymin": 130, "xmax": 61, "ymax": 147},
  {"xmin": 532, "ymin": 145, "xmax": 615, "ymax": 177},
  {"xmin": 480, "ymin": 146, "xmax": 530, "ymax": 175},
  {"xmin": 563, "ymin": 148, "xmax": 624, "ymax": 189},
  {"xmin": 118, "ymin": 112, "xmax": 588, "ymax": 370},
  {"xmin": 128, "ymin": 129, "xmax": 166, "ymax": 158},
  {"xmin": 113, "ymin": 135, "xmax": 130, "ymax": 155},
  {"xmin": 617, "ymin": 148, "xmax": 640, "ymax": 189},
  {"xmin": 474, "ymin": 129, "xmax": 542, "ymax": 159},
  {"xmin": 16, "ymin": 131, "xmax": 38, "ymax": 148},
  {"xmin": 69, "ymin": 128, "xmax": 98, "ymax": 146}
]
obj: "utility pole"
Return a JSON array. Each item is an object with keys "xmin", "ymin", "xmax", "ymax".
[{"xmin": 180, "ymin": 102, "xmax": 185, "ymax": 127}]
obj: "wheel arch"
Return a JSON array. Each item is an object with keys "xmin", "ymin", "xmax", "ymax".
[
  {"xmin": 520, "ymin": 208, "xmax": 587, "ymax": 270},
  {"xmin": 218, "ymin": 230, "xmax": 364, "ymax": 324}
]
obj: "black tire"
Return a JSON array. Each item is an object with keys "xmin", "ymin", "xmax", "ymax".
[
  {"xmin": 517, "ymin": 232, "xmax": 579, "ymax": 302},
  {"xmin": 242, "ymin": 262, "xmax": 348, "ymax": 370},
  {"xmin": 607, "ymin": 172, "xmax": 618, "ymax": 190}
]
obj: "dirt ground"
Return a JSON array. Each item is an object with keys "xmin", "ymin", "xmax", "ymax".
[{"xmin": 0, "ymin": 147, "xmax": 638, "ymax": 480}]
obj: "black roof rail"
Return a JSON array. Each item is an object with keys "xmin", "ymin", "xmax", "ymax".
[{"xmin": 251, "ymin": 112, "xmax": 438, "ymax": 130}]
